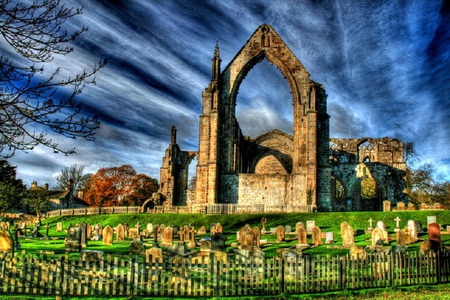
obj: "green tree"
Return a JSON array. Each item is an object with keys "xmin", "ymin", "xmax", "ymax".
[
  {"xmin": 0, "ymin": 0, "xmax": 106, "ymax": 158},
  {"xmin": 0, "ymin": 160, "xmax": 26, "ymax": 212},
  {"xmin": 24, "ymin": 189, "xmax": 51, "ymax": 223}
]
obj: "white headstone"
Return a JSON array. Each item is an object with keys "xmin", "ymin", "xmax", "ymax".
[
  {"xmin": 427, "ymin": 216, "xmax": 437, "ymax": 227},
  {"xmin": 306, "ymin": 220, "xmax": 315, "ymax": 233}
]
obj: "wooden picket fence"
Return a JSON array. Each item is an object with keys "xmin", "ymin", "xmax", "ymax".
[{"xmin": 1, "ymin": 250, "xmax": 450, "ymax": 297}]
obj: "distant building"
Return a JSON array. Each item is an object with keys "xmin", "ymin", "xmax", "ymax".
[{"xmin": 30, "ymin": 180, "xmax": 88, "ymax": 209}]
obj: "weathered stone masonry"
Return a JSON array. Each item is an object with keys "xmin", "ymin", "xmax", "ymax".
[{"xmin": 157, "ymin": 24, "xmax": 406, "ymax": 212}]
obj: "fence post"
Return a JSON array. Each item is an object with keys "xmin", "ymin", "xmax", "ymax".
[{"xmin": 436, "ymin": 250, "xmax": 441, "ymax": 284}]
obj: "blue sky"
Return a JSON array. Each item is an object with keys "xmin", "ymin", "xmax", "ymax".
[{"xmin": 5, "ymin": 0, "xmax": 450, "ymax": 187}]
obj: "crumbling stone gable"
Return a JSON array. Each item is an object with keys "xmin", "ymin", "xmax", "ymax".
[{"xmin": 157, "ymin": 25, "xmax": 406, "ymax": 212}]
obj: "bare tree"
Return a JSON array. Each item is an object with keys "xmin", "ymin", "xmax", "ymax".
[
  {"xmin": 0, "ymin": 0, "xmax": 106, "ymax": 158},
  {"xmin": 55, "ymin": 163, "xmax": 86, "ymax": 195}
]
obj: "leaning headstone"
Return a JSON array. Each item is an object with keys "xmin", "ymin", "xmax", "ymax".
[
  {"xmin": 306, "ymin": 220, "xmax": 315, "ymax": 233},
  {"xmin": 276, "ymin": 225, "xmax": 285, "ymax": 243},
  {"xmin": 102, "ymin": 225, "xmax": 113, "ymax": 245},
  {"xmin": 116, "ymin": 224, "xmax": 125, "ymax": 241},
  {"xmin": 428, "ymin": 222, "xmax": 441, "ymax": 243},
  {"xmin": 0, "ymin": 229, "xmax": 13, "ymax": 253},
  {"xmin": 64, "ymin": 226, "xmax": 81, "ymax": 252},
  {"xmin": 427, "ymin": 216, "xmax": 437, "ymax": 227},
  {"xmin": 56, "ymin": 222, "xmax": 63, "ymax": 232},
  {"xmin": 311, "ymin": 226, "xmax": 323, "ymax": 246},
  {"xmin": 296, "ymin": 223, "xmax": 308, "ymax": 245}
]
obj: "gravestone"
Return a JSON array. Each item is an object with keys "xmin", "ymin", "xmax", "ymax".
[
  {"xmin": 65, "ymin": 226, "xmax": 81, "ymax": 252},
  {"xmin": 372, "ymin": 227, "xmax": 384, "ymax": 246},
  {"xmin": 394, "ymin": 217, "xmax": 401, "ymax": 232},
  {"xmin": 30, "ymin": 221, "xmax": 41, "ymax": 238},
  {"xmin": 306, "ymin": 220, "xmax": 315, "ymax": 233},
  {"xmin": 340, "ymin": 221, "xmax": 349, "ymax": 239},
  {"xmin": 367, "ymin": 218, "xmax": 374, "ymax": 232},
  {"xmin": 0, "ymin": 229, "xmax": 13, "ymax": 253},
  {"xmin": 187, "ymin": 225, "xmax": 196, "ymax": 248},
  {"xmin": 407, "ymin": 203, "xmax": 416, "ymax": 210},
  {"xmin": 238, "ymin": 224, "xmax": 252, "ymax": 246},
  {"xmin": 252, "ymin": 226, "xmax": 261, "ymax": 248},
  {"xmin": 197, "ymin": 226, "xmax": 206, "ymax": 235},
  {"xmin": 397, "ymin": 202, "xmax": 406, "ymax": 210},
  {"xmin": 129, "ymin": 234, "xmax": 145, "ymax": 254},
  {"xmin": 86, "ymin": 223, "xmax": 92, "ymax": 240},
  {"xmin": 296, "ymin": 223, "xmax": 308, "ymax": 245},
  {"xmin": 167, "ymin": 243, "xmax": 188, "ymax": 257},
  {"xmin": 407, "ymin": 220, "xmax": 418, "ymax": 241},
  {"xmin": 428, "ymin": 222, "xmax": 441, "ymax": 243},
  {"xmin": 162, "ymin": 226, "xmax": 174, "ymax": 246},
  {"xmin": 211, "ymin": 233, "xmax": 227, "ymax": 251},
  {"xmin": 276, "ymin": 225, "xmax": 285, "ymax": 242},
  {"xmin": 427, "ymin": 216, "xmax": 437, "ymax": 227},
  {"xmin": 116, "ymin": 223, "xmax": 125, "ymax": 241},
  {"xmin": 350, "ymin": 246, "xmax": 366, "ymax": 260},
  {"xmin": 56, "ymin": 222, "xmax": 63, "ymax": 232},
  {"xmin": 102, "ymin": 225, "xmax": 113, "ymax": 245},
  {"xmin": 341, "ymin": 222, "xmax": 354, "ymax": 247},
  {"xmin": 92, "ymin": 224, "xmax": 102, "ymax": 241},
  {"xmin": 326, "ymin": 231, "xmax": 334, "ymax": 244},
  {"xmin": 146, "ymin": 223, "xmax": 154, "ymax": 236},
  {"xmin": 79, "ymin": 222, "xmax": 87, "ymax": 247},
  {"xmin": 199, "ymin": 239, "xmax": 212, "ymax": 252},
  {"xmin": 211, "ymin": 223, "xmax": 223, "ymax": 235},
  {"xmin": 285, "ymin": 225, "xmax": 292, "ymax": 233},
  {"xmin": 383, "ymin": 200, "xmax": 391, "ymax": 212},
  {"xmin": 157, "ymin": 224, "xmax": 165, "ymax": 242},
  {"xmin": 376, "ymin": 221, "xmax": 386, "ymax": 231},
  {"xmin": 396, "ymin": 229, "xmax": 408, "ymax": 246},
  {"xmin": 416, "ymin": 221, "xmax": 424, "ymax": 233},
  {"xmin": 311, "ymin": 226, "xmax": 322, "ymax": 246},
  {"xmin": 261, "ymin": 217, "xmax": 267, "ymax": 232},
  {"xmin": 128, "ymin": 228, "xmax": 138, "ymax": 239},
  {"xmin": 146, "ymin": 246, "xmax": 163, "ymax": 263},
  {"xmin": 81, "ymin": 250, "xmax": 104, "ymax": 262}
]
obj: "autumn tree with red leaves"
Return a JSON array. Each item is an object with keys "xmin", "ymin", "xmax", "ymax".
[{"xmin": 83, "ymin": 165, "xmax": 158, "ymax": 207}]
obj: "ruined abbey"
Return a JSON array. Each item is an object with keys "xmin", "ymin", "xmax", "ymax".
[{"xmin": 158, "ymin": 24, "xmax": 407, "ymax": 212}]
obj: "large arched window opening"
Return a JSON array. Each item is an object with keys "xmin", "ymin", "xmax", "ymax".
[{"xmin": 235, "ymin": 59, "xmax": 293, "ymax": 138}]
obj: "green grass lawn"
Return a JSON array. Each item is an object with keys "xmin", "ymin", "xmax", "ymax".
[{"xmin": 12, "ymin": 210, "xmax": 450, "ymax": 259}]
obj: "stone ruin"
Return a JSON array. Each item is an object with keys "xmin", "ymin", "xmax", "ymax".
[{"xmin": 155, "ymin": 24, "xmax": 407, "ymax": 212}]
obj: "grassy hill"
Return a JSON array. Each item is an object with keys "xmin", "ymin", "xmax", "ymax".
[{"xmin": 16, "ymin": 209, "xmax": 449, "ymax": 258}]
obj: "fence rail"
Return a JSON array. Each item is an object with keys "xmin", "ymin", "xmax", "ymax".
[
  {"xmin": 0, "ymin": 250, "xmax": 449, "ymax": 297},
  {"xmin": 46, "ymin": 204, "xmax": 314, "ymax": 218}
]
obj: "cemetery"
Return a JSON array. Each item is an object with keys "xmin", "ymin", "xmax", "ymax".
[{"xmin": 1, "ymin": 210, "xmax": 450, "ymax": 298}]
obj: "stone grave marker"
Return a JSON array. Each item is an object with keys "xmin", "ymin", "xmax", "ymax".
[
  {"xmin": 146, "ymin": 246, "xmax": 163, "ymax": 263},
  {"xmin": 56, "ymin": 222, "xmax": 63, "ymax": 232},
  {"xmin": 376, "ymin": 221, "xmax": 386, "ymax": 231},
  {"xmin": 129, "ymin": 234, "xmax": 145, "ymax": 254},
  {"xmin": 296, "ymin": 223, "xmax": 307, "ymax": 245},
  {"xmin": 397, "ymin": 202, "xmax": 406, "ymax": 210},
  {"xmin": 86, "ymin": 223, "xmax": 92, "ymax": 240},
  {"xmin": 211, "ymin": 223, "xmax": 223, "ymax": 235},
  {"xmin": 187, "ymin": 225, "xmax": 196, "ymax": 248},
  {"xmin": 238, "ymin": 224, "xmax": 252, "ymax": 246},
  {"xmin": 146, "ymin": 223, "xmax": 154, "ymax": 235},
  {"xmin": 326, "ymin": 231, "xmax": 334, "ymax": 244},
  {"xmin": 306, "ymin": 220, "xmax": 315, "ymax": 233},
  {"xmin": 92, "ymin": 224, "xmax": 101, "ymax": 241},
  {"xmin": 199, "ymin": 240, "xmax": 212, "ymax": 252},
  {"xmin": 65, "ymin": 226, "xmax": 81, "ymax": 252},
  {"xmin": 427, "ymin": 216, "xmax": 437, "ymax": 227},
  {"xmin": 197, "ymin": 226, "xmax": 206, "ymax": 235},
  {"xmin": 394, "ymin": 216, "xmax": 401, "ymax": 232},
  {"xmin": 341, "ymin": 222, "xmax": 355, "ymax": 247},
  {"xmin": 81, "ymin": 250, "xmax": 104, "ymax": 262},
  {"xmin": 383, "ymin": 200, "xmax": 391, "ymax": 212},
  {"xmin": 340, "ymin": 221, "xmax": 349, "ymax": 239},
  {"xmin": 311, "ymin": 226, "xmax": 323, "ymax": 246},
  {"xmin": 116, "ymin": 223, "xmax": 125, "ymax": 241},
  {"xmin": 416, "ymin": 221, "xmax": 424, "ymax": 233},
  {"xmin": 167, "ymin": 243, "xmax": 188, "ymax": 257},
  {"xmin": 102, "ymin": 225, "xmax": 113, "ymax": 245},
  {"xmin": 285, "ymin": 225, "xmax": 292, "ymax": 233},
  {"xmin": 79, "ymin": 222, "xmax": 87, "ymax": 247},
  {"xmin": 407, "ymin": 220, "xmax": 418, "ymax": 242},
  {"xmin": 252, "ymin": 226, "xmax": 261, "ymax": 248},
  {"xmin": 367, "ymin": 218, "xmax": 374, "ymax": 232},
  {"xmin": 396, "ymin": 229, "xmax": 408, "ymax": 246},
  {"xmin": 0, "ymin": 229, "xmax": 13, "ymax": 253},
  {"xmin": 428, "ymin": 222, "xmax": 441, "ymax": 243},
  {"xmin": 276, "ymin": 225, "xmax": 285, "ymax": 242},
  {"xmin": 157, "ymin": 224, "xmax": 165, "ymax": 242},
  {"xmin": 211, "ymin": 233, "xmax": 227, "ymax": 251},
  {"xmin": 407, "ymin": 203, "xmax": 416, "ymax": 210},
  {"xmin": 372, "ymin": 227, "xmax": 384, "ymax": 246},
  {"xmin": 128, "ymin": 228, "xmax": 138, "ymax": 239},
  {"xmin": 162, "ymin": 226, "xmax": 174, "ymax": 246},
  {"xmin": 261, "ymin": 217, "xmax": 267, "ymax": 232}
]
